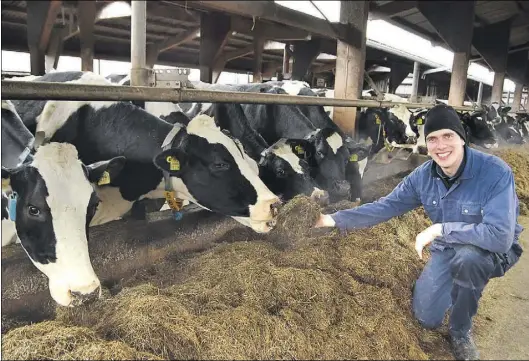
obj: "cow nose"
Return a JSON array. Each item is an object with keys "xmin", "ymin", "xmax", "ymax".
[
  {"xmin": 310, "ymin": 188, "xmax": 330, "ymax": 206},
  {"xmin": 270, "ymin": 201, "xmax": 282, "ymax": 216},
  {"xmin": 332, "ymin": 180, "xmax": 351, "ymax": 196},
  {"xmin": 70, "ymin": 285, "xmax": 101, "ymax": 306},
  {"xmin": 406, "ymin": 136, "xmax": 417, "ymax": 144}
]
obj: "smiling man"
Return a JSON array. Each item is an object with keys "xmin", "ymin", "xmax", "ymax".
[{"xmin": 314, "ymin": 104, "xmax": 524, "ymax": 360}]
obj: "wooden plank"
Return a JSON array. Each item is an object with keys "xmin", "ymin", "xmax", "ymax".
[{"xmin": 375, "ymin": 0, "xmax": 417, "ymax": 18}]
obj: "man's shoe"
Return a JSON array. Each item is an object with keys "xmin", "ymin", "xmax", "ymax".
[{"xmin": 450, "ymin": 332, "xmax": 480, "ymax": 360}]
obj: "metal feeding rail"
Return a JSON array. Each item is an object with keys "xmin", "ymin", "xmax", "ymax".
[{"xmin": 1, "ymin": 79, "xmax": 482, "ymax": 111}]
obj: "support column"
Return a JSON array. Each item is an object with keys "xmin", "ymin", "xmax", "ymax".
[
  {"xmin": 291, "ymin": 39, "xmax": 321, "ymax": 82},
  {"xmin": 477, "ymin": 81, "xmax": 484, "ymax": 105},
  {"xmin": 410, "ymin": 61, "xmax": 420, "ymax": 102},
  {"xmin": 26, "ymin": 1, "xmax": 63, "ymax": 75},
  {"xmin": 45, "ymin": 26, "xmax": 67, "ymax": 73},
  {"xmin": 491, "ymin": 72, "xmax": 505, "ymax": 104},
  {"xmin": 449, "ymin": 52, "xmax": 471, "ymax": 106},
  {"xmin": 417, "ymin": 1, "xmax": 476, "ymax": 106},
  {"xmin": 199, "ymin": 12, "xmax": 231, "ymax": 83},
  {"xmin": 512, "ymin": 83, "xmax": 523, "ymax": 112},
  {"xmin": 333, "ymin": 0, "xmax": 369, "ymax": 136},
  {"xmin": 252, "ymin": 35, "xmax": 265, "ymax": 83},
  {"xmin": 78, "ymin": 0, "xmax": 96, "ymax": 72},
  {"xmin": 282, "ymin": 44, "xmax": 291, "ymax": 77}
]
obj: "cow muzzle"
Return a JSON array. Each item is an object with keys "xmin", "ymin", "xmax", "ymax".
[
  {"xmin": 331, "ymin": 180, "xmax": 351, "ymax": 198},
  {"xmin": 245, "ymin": 196, "xmax": 282, "ymax": 233},
  {"xmin": 49, "ymin": 278, "xmax": 102, "ymax": 307},
  {"xmin": 406, "ymin": 135, "xmax": 417, "ymax": 144}
]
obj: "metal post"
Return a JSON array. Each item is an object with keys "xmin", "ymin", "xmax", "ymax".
[
  {"xmin": 477, "ymin": 81, "xmax": 483, "ymax": 105},
  {"xmin": 130, "ymin": 1, "xmax": 150, "ymax": 86},
  {"xmin": 410, "ymin": 61, "xmax": 420, "ymax": 103}
]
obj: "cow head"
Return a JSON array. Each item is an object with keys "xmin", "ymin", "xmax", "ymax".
[
  {"xmin": 153, "ymin": 114, "xmax": 281, "ymax": 233},
  {"xmin": 2, "ymin": 142, "xmax": 126, "ymax": 307},
  {"xmin": 258, "ymin": 138, "xmax": 329, "ymax": 205},
  {"xmin": 302, "ymin": 128, "xmax": 351, "ymax": 201},
  {"xmin": 388, "ymin": 104, "xmax": 417, "ymax": 144},
  {"xmin": 459, "ymin": 111, "xmax": 499, "ymax": 149}
]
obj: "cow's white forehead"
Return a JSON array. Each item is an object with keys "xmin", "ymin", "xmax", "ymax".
[
  {"xmin": 185, "ymin": 114, "xmax": 261, "ymax": 178},
  {"xmin": 389, "ymin": 104, "xmax": 412, "ymax": 123},
  {"xmin": 280, "ymin": 81, "xmax": 310, "ymax": 96},
  {"xmin": 31, "ymin": 143, "xmax": 93, "ymax": 204},
  {"xmin": 270, "ymin": 142, "xmax": 304, "ymax": 174},
  {"xmin": 326, "ymin": 132, "xmax": 343, "ymax": 154},
  {"xmin": 35, "ymin": 72, "xmax": 119, "ymax": 139}
]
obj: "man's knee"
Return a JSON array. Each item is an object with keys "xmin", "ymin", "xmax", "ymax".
[
  {"xmin": 450, "ymin": 245, "xmax": 495, "ymax": 289},
  {"xmin": 412, "ymin": 295, "xmax": 445, "ymax": 329}
]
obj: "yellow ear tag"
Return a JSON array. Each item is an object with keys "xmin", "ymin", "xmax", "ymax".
[
  {"xmin": 164, "ymin": 190, "xmax": 183, "ymax": 211},
  {"xmin": 166, "ymin": 155, "xmax": 180, "ymax": 171},
  {"xmin": 294, "ymin": 145, "xmax": 304, "ymax": 155},
  {"xmin": 417, "ymin": 117, "xmax": 424, "ymax": 125},
  {"xmin": 375, "ymin": 115, "xmax": 381, "ymax": 124},
  {"xmin": 97, "ymin": 171, "xmax": 111, "ymax": 186},
  {"xmin": 349, "ymin": 154, "xmax": 358, "ymax": 162}
]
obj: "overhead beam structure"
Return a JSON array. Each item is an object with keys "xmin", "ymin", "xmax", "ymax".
[
  {"xmin": 472, "ymin": 18, "xmax": 514, "ymax": 103},
  {"xmin": 199, "ymin": 12, "xmax": 231, "ymax": 83},
  {"xmin": 417, "ymin": 1, "xmax": 476, "ymax": 106},
  {"xmin": 333, "ymin": 0, "xmax": 369, "ymax": 135},
  {"xmin": 506, "ymin": 49, "xmax": 529, "ymax": 87},
  {"xmin": 26, "ymin": 0, "xmax": 63, "ymax": 75},
  {"xmin": 389, "ymin": 62, "xmax": 411, "ymax": 93}
]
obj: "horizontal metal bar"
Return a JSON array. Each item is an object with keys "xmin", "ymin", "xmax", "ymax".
[{"xmin": 1, "ymin": 79, "xmax": 481, "ymax": 111}]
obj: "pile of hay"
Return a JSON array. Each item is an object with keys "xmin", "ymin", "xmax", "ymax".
[
  {"xmin": 3, "ymin": 192, "xmax": 453, "ymax": 360},
  {"xmin": 1, "ymin": 320, "xmax": 160, "ymax": 360},
  {"xmin": 492, "ymin": 147, "xmax": 529, "ymax": 215}
]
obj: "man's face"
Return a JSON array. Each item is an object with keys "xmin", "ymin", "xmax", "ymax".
[{"xmin": 426, "ymin": 129, "xmax": 465, "ymax": 170}]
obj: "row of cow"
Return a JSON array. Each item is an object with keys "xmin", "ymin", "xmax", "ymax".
[{"xmin": 2, "ymin": 71, "xmax": 527, "ymax": 308}]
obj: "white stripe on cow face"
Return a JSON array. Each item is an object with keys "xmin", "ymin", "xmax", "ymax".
[
  {"xmin": 357, "ymin": 157, "xmax": 368, "ymax": 179},
  {"xmin": 35, "ymin": 72, "xmax": 120, "ymax": 139},
  {"xmin": 271, "ymin": 142, "xmax": 304, "ymax": 174},
  {"xmin": 28, "ymin": 143, "xmax": 100, "ymax": 307},
  {"xmin": 389, "ymin": 105, "xmax": 415, "ymax": 138},
  {"xmin": 183, "ymin": 114, "xmax": 280, "ymax": 233},
  {"xmin": 280, "ymin": 81, "xmax": 310, "ymax": 96},
  {"xmin": 326, "ymin": 132, "xmax": 344, "ymax": 154}
]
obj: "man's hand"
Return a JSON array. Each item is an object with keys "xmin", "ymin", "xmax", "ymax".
[
  {"xmin": 314, "ymin": 213, "xmax": 336, "ymax": 228},
  {"xmin": 415, "ymin": 223, "xmax": 443, "ymax": 259}
]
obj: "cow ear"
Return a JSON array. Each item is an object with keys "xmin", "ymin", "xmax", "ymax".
[
  {"xmin": 153, "ymin": 148, "xmax": 186, "ymax": 176},
  {"xmin": 289, "ymin": 139, "xmax": 313, "ymax": 160},
  {"xmin": 502, "ymin": 106, "xmax": 511, "ymax": 113},
  {"xmin": 85, "ymin": 156, "xmax": 126, "ymax": 186}
]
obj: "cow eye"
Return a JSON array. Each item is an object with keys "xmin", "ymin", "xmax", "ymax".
[
  {"xmin": 213, "ymin": 162, "xmax": 230, "ymax": 171},
  {"xmin": 316, "ymin": 151, "xmax": 324, "ymax": 158},
  {"xmin": 277, "ymin": 168, "xmax": 286, "ymax": 177},
  {"xmin": 28, "ymin": 205, "xmax": 40, "ymax": 216}
]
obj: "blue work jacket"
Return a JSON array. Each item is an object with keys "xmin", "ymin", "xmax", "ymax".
[{"xmin": 331, "ymin": 146, "xmax": 523, "ymax": 254}]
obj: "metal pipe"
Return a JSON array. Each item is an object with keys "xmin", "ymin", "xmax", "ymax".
[
  {"xmin": 1, "ymin": 79, "xmax": 483, "ymax": 111},
  {"xmin": 130, "ymin": 1, "xmax": 148, "ymax": 86}
]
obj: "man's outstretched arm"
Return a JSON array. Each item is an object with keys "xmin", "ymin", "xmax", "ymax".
[{"xmin": 316, "ymin": 169, "xmax": 422, "ymax": 230}]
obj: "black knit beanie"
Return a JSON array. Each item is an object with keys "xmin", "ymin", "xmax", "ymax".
[{"xmin": 424, "ymin": 104, "xmax": 466, "ymax": 142}]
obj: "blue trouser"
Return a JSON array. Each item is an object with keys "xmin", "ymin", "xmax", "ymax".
[{"xmin": 412, "ymin": 242, "xmax": 522, "ymax": 337}]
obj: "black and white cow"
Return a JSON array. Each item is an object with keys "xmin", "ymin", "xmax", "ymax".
[
  {"xmin": 105, "ymin": 75, "xmax": 329, "ymax": 204},
  {"xmin": 2, "ymin": 99, "xmax": 126, "ymax": 307},
  {"xmin": 193, "ymin": 81, "xmax": 361, "ymax": 202},
  {"xmin": 10, "ymin": 71, "xmax": 282, "ymax": 233},
  {"xmin": 490, "ymin": 104, "xmax": 526, "ymax": 145}
]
